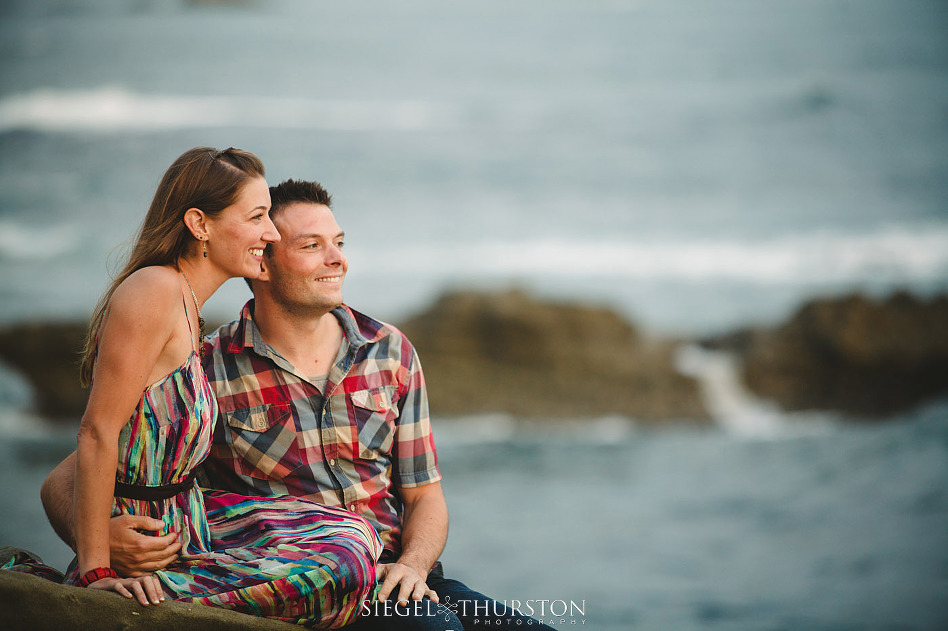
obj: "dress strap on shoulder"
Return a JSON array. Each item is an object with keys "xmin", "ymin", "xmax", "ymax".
[
  {"xmin": 179, "ymin": 271, "xmax": 205, "ymax": 359},
  {"xmin": 182, "ymin": 292, "xmax": 197, "ymax": 353}
]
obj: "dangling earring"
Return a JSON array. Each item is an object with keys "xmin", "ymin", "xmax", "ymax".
[{"xmin": 202, "ymin": 239, "xmax": 208, "ymax": 258}]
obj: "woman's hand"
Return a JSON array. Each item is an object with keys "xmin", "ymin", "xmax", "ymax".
[{"xmin": 88, "ymin": 574, "xmax": 165, "ymax": 606}]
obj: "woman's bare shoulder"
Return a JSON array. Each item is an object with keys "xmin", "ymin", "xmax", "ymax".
[{"xmin": 109, "ymin": 266, "xmax": 182, "ymax": 322}]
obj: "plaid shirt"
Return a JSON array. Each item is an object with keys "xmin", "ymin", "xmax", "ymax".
[{"xmin": 199, "ymin": 300, "xmax": 441, "ymax": 554}]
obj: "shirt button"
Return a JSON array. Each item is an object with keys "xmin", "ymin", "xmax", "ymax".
[
  {"xmin": 349, "ymin": 504, "xmax": 357, "ymax": 511},
  {"xmin": 329, "ymin": 459, "xmax": 336, "ymax": 466}
]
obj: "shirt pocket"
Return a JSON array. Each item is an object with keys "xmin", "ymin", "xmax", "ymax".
[
  {"xmin": 348, "ymin": 386, "xmax": 397, "ymax": 459},
  {"xmin": 223, "ymin": 402, "xmax": 302, "ymax": 481}
]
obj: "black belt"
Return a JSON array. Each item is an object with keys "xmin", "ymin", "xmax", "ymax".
[{"xmin": 113, "ymin": 471, "xmax": 197, "ymax": 501}]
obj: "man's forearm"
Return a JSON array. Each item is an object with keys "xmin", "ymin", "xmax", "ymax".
[
  {"xmin": 41, "ymin": 451, "xmax": 78, "ymax": 551},
  {"xmin": 397, "ymin": 484, "xmax": 449, "ymax": 576}
]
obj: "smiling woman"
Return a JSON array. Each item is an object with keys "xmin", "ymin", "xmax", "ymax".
[
  {"xmin": 199, "ymin": 175, "xmax": 275, "ymax": 282},
  {"xmin": 77, "ymin": 147, "xmax": 272, "ymax": 387},
  {"xmin": 3, "ymin": 147, "xmax": 383, "ymax": 629}
]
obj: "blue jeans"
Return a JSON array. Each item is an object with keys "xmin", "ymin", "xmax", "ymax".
[{"xmin": 348, "ymin": 565, "xmax": 556, "ymax": 630}]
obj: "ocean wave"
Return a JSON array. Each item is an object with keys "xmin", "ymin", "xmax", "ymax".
[
  {"xmin": 0, "ymin": 220, "xmax": 79, "ymax": 260},
  {"xmin": 363, "ymin": 225, "xmax": 948, "ymax": 284},
  {"xmin": 0, "ymin": 88, "xmax": 461, "ymax": 133},
  {"xmin": 2, "ymin": 211, "xmax": 945, "ymax": 287},
  {"xmin": 675, "ymin": 344, "xmax": 837, "ymax": 439}
]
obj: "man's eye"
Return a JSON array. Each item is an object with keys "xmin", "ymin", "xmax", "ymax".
[{"xmin": 336, "ymin": 241, "xmax": 345, "ymax": 249}]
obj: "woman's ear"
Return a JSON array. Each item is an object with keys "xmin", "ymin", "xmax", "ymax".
[{"xmin": 183, "ymin": 207, "xmax": 208, "ymax": 240}]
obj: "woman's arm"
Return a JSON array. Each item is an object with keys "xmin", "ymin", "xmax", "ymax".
[{"xmin": 73, "ymin": 267, "xmax": 180, "ymax": 605}]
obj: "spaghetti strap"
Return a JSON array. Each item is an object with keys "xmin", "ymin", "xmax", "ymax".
[{"xmin": 181, "ymin": 292, "xmax": 197, "ymax": 353}]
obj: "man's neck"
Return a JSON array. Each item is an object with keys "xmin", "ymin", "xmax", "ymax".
[{"xmin": 252, "ymin": 298, "xmax": 345, "ymax": 377}]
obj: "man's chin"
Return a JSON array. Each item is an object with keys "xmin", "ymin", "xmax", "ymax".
[
  {"xmin": 316, "ymin": 294, "xmax": 344, "ymax": 311},
  {"xmin": 325, "ymin": 291, "xmax": 344, "ymax": 307}
]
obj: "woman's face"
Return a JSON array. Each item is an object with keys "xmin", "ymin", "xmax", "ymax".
[{"xmin": 205, "ymin": 176, "xmax": 280, "ymax": 280}]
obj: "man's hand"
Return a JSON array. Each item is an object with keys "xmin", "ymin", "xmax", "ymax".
[
  {"xmin": 378, "ymin": 481, "xmax": 448, "ymax": 606},
  {"xmin": 109, "ymin": 515, "xmax": 181, "ymax": 577},
  {"xmin": 376, "ymin": 562, "xmax": 439, "ymax": 605}
]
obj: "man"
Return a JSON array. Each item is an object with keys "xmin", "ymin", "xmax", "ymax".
[{"xmin": 43, "ymin": 179, "xmax": 552, "ymax": 630}]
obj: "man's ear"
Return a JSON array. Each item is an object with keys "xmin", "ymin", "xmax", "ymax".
[
  {"xmin": 256, "ymin": 256, "xmax": 272, "ymax": 282},
  {"xmin": 182, "ymin": 207, "xmax": 208, "ymax": 239}
]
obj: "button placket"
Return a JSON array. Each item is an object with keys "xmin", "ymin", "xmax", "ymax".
[{"xmin": 323, "ymin": 336, "xmax": 360, "ymax": 507}]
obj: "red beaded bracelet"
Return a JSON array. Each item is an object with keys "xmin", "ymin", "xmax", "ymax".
[{"xmin": 77, "ymin": 567, "xmax": 119, "ymax": 587}]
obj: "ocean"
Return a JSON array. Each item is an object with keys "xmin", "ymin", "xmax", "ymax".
[
  {"xmin": 1, "ymin": 0, "xmax": 947, "ymax": 628},
  {"xmin": 3, "ymin": 402, "xmax": 948, "ymax": 630}
]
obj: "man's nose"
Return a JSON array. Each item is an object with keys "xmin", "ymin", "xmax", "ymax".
[{"xmin": 326, "ymin": 244, "xmax": 346, "ymax": 266}]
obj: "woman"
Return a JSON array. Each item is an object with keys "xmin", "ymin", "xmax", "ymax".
[{"xmin": 70, "ymin": 147, "xmax": 381, "ymax": 627}]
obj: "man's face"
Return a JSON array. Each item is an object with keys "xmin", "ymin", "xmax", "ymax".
[{"xmin": 260, "ymin": 202, "xmax": 348, "ymax": 315}]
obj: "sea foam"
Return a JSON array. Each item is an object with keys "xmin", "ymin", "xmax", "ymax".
[
  {"xmin": 0, "ymin": 220, "xmax": 79, "ymax": 260},
  {"xmin": 359, "ymin": 225, "xmax": 948, "ymax": 285},
  {"xmin": 0, "ymin": 88, "xmax": 460, "ymax": 133}
]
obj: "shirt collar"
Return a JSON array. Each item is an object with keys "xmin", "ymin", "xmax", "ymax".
[
  {"xmin": 225, "ymin": 300, "xmax": 262, "ymax": 356},
  {"xmin": 227, "ymin": 299, "xmax": 368, "ymax": 356},
  {"xmin": 333, "ymin": 304, "xmax": 368, "ymax": 349}
]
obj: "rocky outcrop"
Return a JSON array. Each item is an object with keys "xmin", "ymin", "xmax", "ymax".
[
  {"xmin": 9, "ymin": 290, "xmax": 942, "ymax": 424},
  {"xmin": 0, "ymin": 321, "xmax": 88, "ymax": 419},
  {"xmin": 707, "ymin": 292, "xmax": 948, "ymax": 417},
  {"xmin": 0, "ymin": 565, "xmax": 302, "ymax": 631},
  {"xmin": 397, "ymin": 289, "xmax": 709, "ymax": 423}
]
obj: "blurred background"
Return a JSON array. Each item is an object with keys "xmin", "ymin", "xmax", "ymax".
[{"xmin": 1, "ymin": 0, "xmax": 947, "ymax": 629}]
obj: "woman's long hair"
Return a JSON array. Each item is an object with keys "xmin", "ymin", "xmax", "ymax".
[{"xmin": 79, "ymin": 147, "xmax": 265, "ymax": 386}]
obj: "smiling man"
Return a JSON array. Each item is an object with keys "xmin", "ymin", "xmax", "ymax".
[
  {"xmin": 43, "ymin": 179, "xmax": 552, "ymax": 630},
  {"xmin": 201, "ymin": 181, "xmax": 449, "ymax": 611}
]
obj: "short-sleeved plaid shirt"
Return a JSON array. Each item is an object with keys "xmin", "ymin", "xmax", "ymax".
[{"xmin": 199, "ymin": 300, "xmax": 441, "ymax": 555}]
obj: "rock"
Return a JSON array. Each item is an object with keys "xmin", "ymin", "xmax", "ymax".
[
  {"xmin": 712, "ymin": 292, "xmax": 948, "ymax": 417},
  {"xmin": 397, "ymin": 289, "xmax": 709, "ymax": 423},
  {"xmin": 0, "ymin": 559, "xmax": 302, "ymax": 631},
  {"xmin": 0, "ymin": 319, "xmax": 222, "ymax": 422},
  {"xmin": 0, "ymin": 321, "xmax": 88, "ymax": 420}
]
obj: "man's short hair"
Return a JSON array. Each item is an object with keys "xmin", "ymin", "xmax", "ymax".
[{"xmin": 269, "ymin": 179, "xmax": 333, "ymax": 220}]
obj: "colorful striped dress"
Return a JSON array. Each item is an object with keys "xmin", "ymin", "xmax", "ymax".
[{"xmin": 70, "ymin": 305, "xmax": 382, "ymax": 628}]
